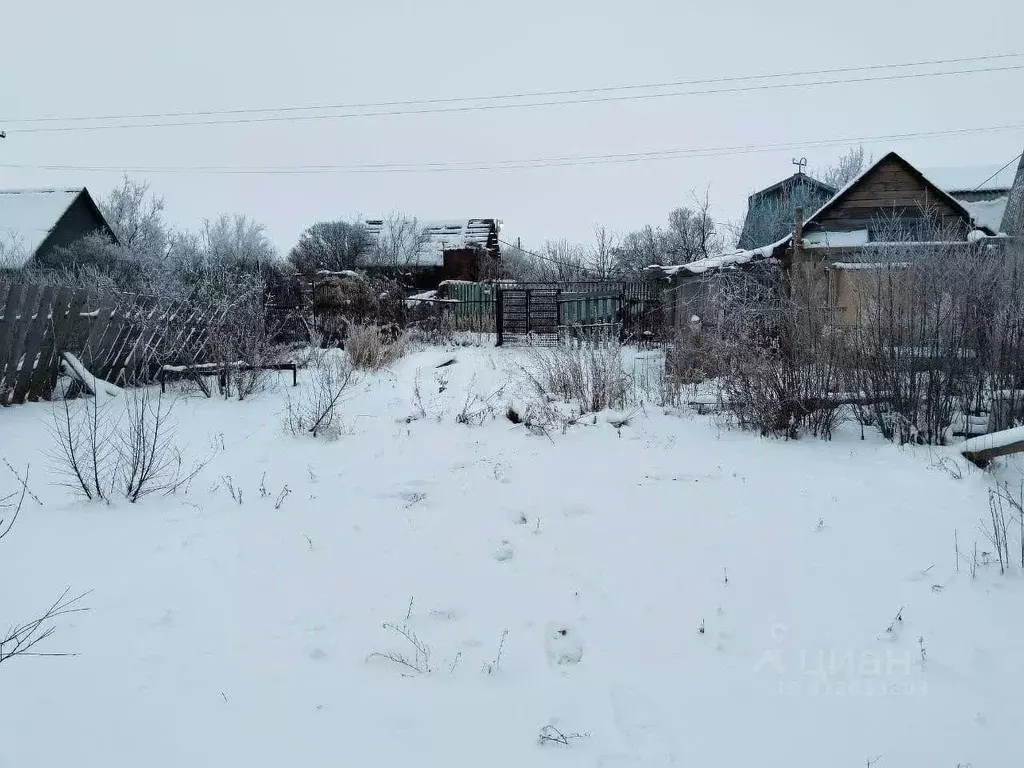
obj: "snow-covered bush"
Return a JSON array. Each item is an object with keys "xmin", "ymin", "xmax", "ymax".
[
  {"xmin": 521, "ymin": 342, "xmax": 630, "ymax": 414},
  {"xmin": 345, "ymin": 324, "xmax": 407, "ymax": 371}
]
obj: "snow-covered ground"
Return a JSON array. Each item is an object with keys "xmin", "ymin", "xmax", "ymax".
[{"xmin": 1, "ymin": 344, "xmax": 1021, "ymax": 767}]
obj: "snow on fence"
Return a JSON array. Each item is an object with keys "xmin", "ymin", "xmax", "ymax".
[{"xmin": 0, "ymin": 282, "xmax": 218, "ymax": 406}]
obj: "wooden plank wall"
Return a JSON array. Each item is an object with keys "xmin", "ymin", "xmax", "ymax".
[
  {"xmin": 0, "ymin": 282, "xmax": 215, "ymax": 406},
  {"xmin": 810, "ymin": 155, "xmax": 969, "ymax": 235}
]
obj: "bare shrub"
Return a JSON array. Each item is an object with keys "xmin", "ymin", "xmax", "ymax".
[
  {"xmin": 49, "ymin": 387, "xmax": 202, "ymax": 503},
  {"xmin": 845, "ymin": 219, "xmax": 1012, "ymax": 445},
  {"xmin": 720, "ymin": 320, "xmax": 849, "ymax": 440},
  {"xmin": 118, "ymin": 387, "xmax": 206, "ymax": 502},
  {"xmin": 345, "ymin": 324, "xmax": 407, "ymax": 371},
  {"xmin": 206, "ymin": 282, "xmax": 283, "ymax": 400},
  {"xmin": 521, "ymin": 342, "xmax": 630, "ymax": 414},
  {"xmin": 984, "ymin": 483, "xmax": 1024, "ymax": 574},
  {"xmin": 310, "ymin": 273, "xmax": 406, "ymax": 346},
  {"xmin": 1, "ymin": 467, "xmax": 90, "ymax": 667},
  {"xmin": 283, "ymin": 355, "xmax": 358, "ymax": 438},
  {"xmin": 367, "ymin": 621, "xmax": 434, "ymax": 674},
  {"xmin": 682, "ymin": 259, "xmax": 847, "ymax": 440},
  {"xmin": 48, "ymin": 392, "xmax": 120, "ymax": 501},
  {"xmin": 455, "ymin": 377, "xmax": 507, "ymax": 426}
]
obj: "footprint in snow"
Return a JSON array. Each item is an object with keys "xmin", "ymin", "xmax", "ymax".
[
  {"xmin": 492, "ymin": 539, "xmax": 515, "ymax": 562},
  {"xmin": 544, "ymin": 622, "xmax": 584, "ymax": 666}
]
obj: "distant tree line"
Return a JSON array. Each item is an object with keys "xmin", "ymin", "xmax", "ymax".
[{"xmin": 2, "ymin": 146, "xmax": 869, "ymax": 298}]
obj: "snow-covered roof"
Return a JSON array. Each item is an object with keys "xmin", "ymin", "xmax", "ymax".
[
  {"xmin": 649, "ymin": 234, "xmax": 789, "ymax": 278},
  {"xmin": 920, "ymin": 164, "xmax": 1017, "ymax": 194},
  {"xmin": 363, "ymin": 218, "xmax": 499, "ymax": 267},
  {"xmin": 0, "ymin": 188, "xmax": 83, "ymax": 267},
  {"xmin": 956, "ymin": 197, "xmax": 1009, "ymax": 233}
]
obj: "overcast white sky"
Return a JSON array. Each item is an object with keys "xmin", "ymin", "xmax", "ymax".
[{"xmin": 2, "ymin": 0, "xmax": 1023, "ymax": 254}]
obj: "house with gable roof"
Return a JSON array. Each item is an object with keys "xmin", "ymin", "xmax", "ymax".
[
  {"xmin": 0, "ymin": 187, "xmax": 117, "ymax": 270},
  {"xmin": 649, "ymin": 150, "xmax": 1017, "ymax": 331}
]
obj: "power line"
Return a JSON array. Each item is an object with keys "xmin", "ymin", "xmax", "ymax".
[
  {"xmin": 497, "ymin": 238, "xmax": 595, "ymax": 273},
  {"xmin": 4, "ymin": 53, "xmax": 1020, "ymax": 125},
  {"xmin": 7, "ymin": 64, "xmax": 1023, "ymax": 135},
  {"xmin": 972, "ymin": 153, "xmax": 1023, "ymax": 191},
  {"xmin": 4, "ymin": 122, "xmax": 1022, "ymax": 175}
]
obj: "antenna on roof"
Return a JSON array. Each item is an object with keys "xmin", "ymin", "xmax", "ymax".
[{"xmin": 792, "ymin": 157, "xmax": 807, "ymax": 175}]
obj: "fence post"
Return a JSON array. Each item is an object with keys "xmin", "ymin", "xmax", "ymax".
[{"xmin": 495, "ymin": 288, "xmax": 504, "ymax": 346}]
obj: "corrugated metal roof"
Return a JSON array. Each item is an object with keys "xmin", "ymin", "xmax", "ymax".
[{"xmin": 0, "ymin": 188, "xmax": 83, "ymax": 267}]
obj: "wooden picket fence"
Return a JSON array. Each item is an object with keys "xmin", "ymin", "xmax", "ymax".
[{"xmin": 0, "ymin": 282, "xmax": 219, "ymax": 405}]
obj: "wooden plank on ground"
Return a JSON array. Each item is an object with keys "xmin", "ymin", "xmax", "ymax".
[
  {"xmin": 960, "ymin": 427, "xmax": 1024, "ymax": 466},
  {"xmin": 11, "ymin": 286, "xmax": 56, "ymax": 404}
]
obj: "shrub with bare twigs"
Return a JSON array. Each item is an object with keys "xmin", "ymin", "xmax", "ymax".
[
  {"xmin": 521, "ymin": 342, "xmax": 630, "ymax": 414},
  {"xmin": 48, "ymin": 387, "xmax": 206, "ymax": 503},
  {"xmin": 1, "ymin": 466, "xmax": 89, "ymax": 667},
  {"xmin": 345, "ymin": 324, "xmax": 407, "ymax": 370},
  {"xmin": 283, "ymin": 355, "xmax": 359, "ymax": 438}
]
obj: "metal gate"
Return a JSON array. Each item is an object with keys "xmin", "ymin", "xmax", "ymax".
[
  {"xmin": 496, "ymin": 288, "xmax": 560, "ymax": 346},
  {"xmin": 496, "ymin": 287, "xmax": 633, "ymax": 346}
]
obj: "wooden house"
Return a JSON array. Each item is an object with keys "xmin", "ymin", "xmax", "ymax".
[
  {"xmin": 0, "ymin": 188, "xmax": 117, "ymax": 269},
  {"xmin": 737, "ymin": 172, "xmax": 835, "ymax": 250},
  {"xmin": 650, "ymin": 151, "xmax": 1010, "ymax": 332}
]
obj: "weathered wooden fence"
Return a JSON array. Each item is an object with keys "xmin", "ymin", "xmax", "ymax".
[{"xmin": 0, "ymin": 282, "xmax": 217, "ymax": 405}]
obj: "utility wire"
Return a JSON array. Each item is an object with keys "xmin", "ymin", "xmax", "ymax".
[
  {"xmin": 7, "ymin": 64, "xmax": 1023, "ymax": 134},
  {"xmin": 4, "ymin": 53, "xmax": 1020, "ymax": 125},
  {"xmin": 971, "ymin": 153, "xmax": 1023, "ymax": 191},
  {"xmin": 4, "ymin": 123, "xmax": 1022, "ymax": 175}
]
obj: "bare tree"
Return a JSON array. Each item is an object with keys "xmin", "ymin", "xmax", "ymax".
[
  {"xmin": 587, "ymin": 226, "xmax": 618, "ymax": 279},
  {"xmin": 202, "ymin": 214, "xmax": 275, "ymax": 270},
  {"xmin": 538, "ymin": 240, "xmax": 589, "ymax": 281},
  {"xmin": 288, "ymin": 220, "xmax": 373, "ymax": 274},
  {"xmin": 614, "ymin": 225, "xmax": 665, "ymax": 275},
  {"xmin": 370, "ymin": 214, "xmax": 432, "ymax": 268},
  {"xmin": 816, "ymin": 146, "xmax": 869, "ymax": 191},
  {"xmin": 100, "ymin": 177, "xmax": 169, "ymax": 264},
  {"xmin": 498, "ymin": 242, "xmax": 545, "ymax": 282},
  {"xmin": 663, "ymin": 191, "xmax": 723, "ymax": 263}
]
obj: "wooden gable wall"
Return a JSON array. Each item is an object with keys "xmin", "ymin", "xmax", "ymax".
[
  {"xmin": 34, "ymin": 191, "xmax": 117, "ymax": 260},
  {"xmin": 808, "ymin": 155, "xmax": 970, "ymax": 238}
]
